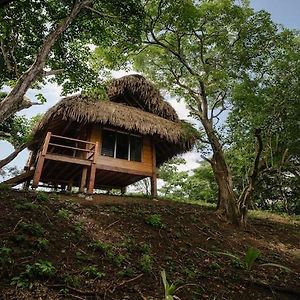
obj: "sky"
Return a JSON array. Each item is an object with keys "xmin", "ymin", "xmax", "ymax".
[{"xmin": 1, "ymin": 0, "xmax": 300, "ymax": 180}]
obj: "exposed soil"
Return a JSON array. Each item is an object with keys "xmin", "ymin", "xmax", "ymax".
[{"xmin": 0, "ymin": 190, "xmax": 299, "ymax": 300}]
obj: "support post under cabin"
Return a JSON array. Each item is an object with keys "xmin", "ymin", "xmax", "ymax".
[
  {"xmin": 32, "ymin": 132, "xmax": 51, "ymax": 188},
  {"xmin": 151, "ymin": 141, "xmax": 157, "ymax": 198},
  {"xmin": 87, "ymin": 142, "xmax": 98, "ymax": 194}
]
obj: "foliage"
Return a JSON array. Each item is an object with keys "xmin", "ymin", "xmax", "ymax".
[
  {"xmin": 244, "ymin": 247, "xmax": 261, "ymax": 271},
  {"xmin": 139, "ymin": 254, "xmax": 153, "ymax": 273},
  {"xmin": 0, "ymin": 183, "xmax": 10, "ymax": 191},
  {"xmin": 36, "ymin": 191, "xmax": 49, "ymax": 202},
  {"xmin": 11, "ymin": 260, "xmax": 56, "ymax": 288},
  {"xmin": 88, "ymin": 241, "xmax": 111, "ymax": 253},
  {"xmin": 19, "ymin": 221, "xmax": 44, "ymax": 236},
  {"xmin": 158, "ymin": 158, "xmax": 188, "ymax": 199},
  {"xmin": 82, "ymin": 265, "xmax": 105, "ymax": 279},
  {"xmin": 0, "ymin": 246, "xmax": 12, "ymax": 266},
  {"xmin": 161, "ymin": 270, "xmax": 177, "ymax": 300},
  {"xmin": 105, "ymin": 0, "xmax": 300, "ymax": 221},
  {"xmin": 35, "ymin": 238, "xmax": 49, "ymax": 250},
  {"xmin": 216, "ymin": 247, "xmax": 291, "ymax": 273},
  {"xmin": 0, "ymin": 0, "xmax": 145, "ymax": 95},
  {"xmin": 57, "ymin": 208, "xmax": 71, "ymax": 220},
  {"xmin": 145, "ymin": 214, "xmax": 165, "ymax": 229},
  {"xmin": 0, "ymin": 93, "xmax": 41, "ymax": 147},
  {"xmin": 159, "ymin": 158, "xmax": 218, "ymax": 204},
  {"xmin": 15, "ymin": 202, "xmax": 39, "ymax": 211}
]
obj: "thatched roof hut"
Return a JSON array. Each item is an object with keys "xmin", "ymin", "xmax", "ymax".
[
  {"xmin": 30, "ymin": 75, "xmax": 197, "ymax": 166},
  {"xmin": 25, "ymin": 75, "xmax": 197, "ymax": 195}
]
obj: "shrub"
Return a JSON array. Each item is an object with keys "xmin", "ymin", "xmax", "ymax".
[
  {"xmin": 108, "ymin": 252, "xmax": 126, "ymax": 266},
  {"xmin": 11, "ymin": 260, "xmax": 56, "ymax": 288},
  {"xmin": 0, "ymin": 183, "xmax": 10, "ymax": 191},
  {"xmin": 15, "ymin": 202, "xmax": 39, "ymax": 210},
  {"xmin": 25, "ymin": 260, "xmax": 56, "ymax": 278},
  {"xmin": 35, "ymin": 238, "xmax": 49, "ymax": 250},
  {"xmin": 139, "ymin": 254, "xmax": 153, "ymax": 273},
  {"xmin": 57, "ymin": 208, "xmax": 71, "ymax": 220},
  {"xmin": 19, "ymin": 222, "xmax": 44, "ymax": 236},
  {"xmin": 36, "ymin": 191, "xmax": 49, "ymax": 202},
  {"xmin": 88, "ymin": 241, "xmax": 111, "ymax": 253},
  {"xmin": 145, "ymin": 214, "xmax": 165, "ymax": 229},
  {"xmin": 82, "ymin": 265, "xmax": 105, "ymax": 279},
  {"xmin": 0, "ymin": 246, "xmax": 12, "ymax": 266}
]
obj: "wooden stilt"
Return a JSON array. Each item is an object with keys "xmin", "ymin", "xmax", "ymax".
[
  {"xmin": 79, "ymin": 167, "xmax": 88, "ymax": 192},
  {"xmin": 32, "ymin": 132, "xmax": 51, "ymax": 188},
  {"xmin": 87, "ymin": 142, "xmax": 98, "ymax": 194},
  {"xmin": 121, "ymin": 186, "xmax": 127, "ymax": 195},
  {"xmin": 67, "ymin": 181, "xmax": 73, "ymax": 192},
  {"xmin": 151, "ymin": 141, "xmax": 157, "ymax": 199},
  {"xmin": 151, "ymin": 174, "xmax": 157, "ymax": 198},
  {"xmin": 87, "ymin": 164, "xmax": 96, "ymax": 194}
]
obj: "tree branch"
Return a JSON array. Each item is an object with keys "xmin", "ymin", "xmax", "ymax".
[
  {"xmin": 84, "ymin": 5, "xmax": 118, "ymax": 19},
  {"xmin": 0, "ymin": 141, "xmax": 34, "ymax": 170},
  {"xmin": 0, "ymin": 0, "xmax": 91, "ymax": 123},
  {"xmin": 43, "ymin": 69, "xmax": 64, "ymax": 76}
]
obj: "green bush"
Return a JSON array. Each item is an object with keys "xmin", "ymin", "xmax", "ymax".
[
  {"xmin": 139, "ymin": 254, "xmax": 153, "ymax": 273},
  {"xmin": 11, "ymin": 260, "xmax": 56, "ymax": 288},
  {"xmin": 88, "ymin": 241, "xmax": 111, "ymax": 253},
  {"xmin": 57, "ymin": 208, "xmax": 71, "ymax": 220},
  {"xmin": 82, "ymin": 265, "xmax": 105, "ymax": 279},
  {"xmin": 0, "ymin": 183, "xmax": 10, "ymax": 191},
  {"xmin": 15, "ymin": 202, "xmax": 39, "ymax": 211},
  {"xmin": 36, "ymin": 191, "xmax": 49, "ymax": 202},
  {"xmin": 35, "ymin": 238, "xmax": 49, "ymax": 250},
  {"xmin": 145, "ymin": 214, "xmax": 165, "ymax": 229},
  {"xmin": 0, "ymin": 246, "xmax": 12, "ymax": 266},
  {"xmin": 19, "ymin": 222, "xmax": 44, "ymax": 236}
]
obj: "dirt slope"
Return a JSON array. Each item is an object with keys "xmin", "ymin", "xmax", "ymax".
[{"xmin": 0, "ymin": 190, "xmax": 299, "ymax": 300}]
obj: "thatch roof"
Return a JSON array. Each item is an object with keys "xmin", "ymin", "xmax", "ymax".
[
  {"xmin": 107, "ymin": 74, "xmax": 178, "ymax": 122},
  {"xmin": 32, "ymin": 95, "xmax": 194, "ymax": 142},
  {"xmin": 29, "ymin": 75, "xmax": 198, "ymax": 164}
]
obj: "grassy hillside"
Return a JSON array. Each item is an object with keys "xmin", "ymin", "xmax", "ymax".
[{"xmin": 0, "ymin": 189, "xmax": 299, "ymax": 299}]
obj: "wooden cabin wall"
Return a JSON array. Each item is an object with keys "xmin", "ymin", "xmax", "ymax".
[{"xmin": 89, "ymin": 125, "xmax": 153, "ymax": 176}]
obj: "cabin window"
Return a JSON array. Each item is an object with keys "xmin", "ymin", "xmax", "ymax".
[{"xmin": 101, "ymin": 129, "xmax": 142, "ymax": 162}]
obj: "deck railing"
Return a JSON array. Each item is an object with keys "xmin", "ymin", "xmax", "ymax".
[{"xmin": 41, "ymin": 132, "xmax": 97, "ymax": 162}]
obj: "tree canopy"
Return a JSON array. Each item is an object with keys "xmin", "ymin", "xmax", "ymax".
[{"xmin": 100, "ymin": 0, "xmax": 300, "ymax": 223}]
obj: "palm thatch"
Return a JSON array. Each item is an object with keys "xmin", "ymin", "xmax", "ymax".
[
  {"xmin": 29, "ymin": 75, "xmax": 198, "ymax": 165},
  {"xmin": 31, "ymin": 95, "xmax": 193, "ymax": 142},
  {"xmin": 107, "ymin": 74, "xmax": 178, "ymax": 122}
]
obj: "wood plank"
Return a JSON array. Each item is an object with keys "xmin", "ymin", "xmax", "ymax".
[
  {"xmin": 32, "ymin": 132, "xmax": 51, "ymax": 188},
  {"xmin": 51, "ymin": 134, "xmax": 96, "ymax": 145},
  {"xmin": 48, "ymin": 143, "xmax": 93, "ymax": 153},
  {"xmin": 95, "ymin": 163, "xmax": 152, "ymax": 177},
  {"xmin": 45, "ymin": 154, "xmax": 92, "ymax": 166}
]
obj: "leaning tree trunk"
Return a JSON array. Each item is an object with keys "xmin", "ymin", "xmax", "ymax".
[
  {"xmin": 0, "ymin": 0, "xmax": 91, "ymax": 123},
  {"xmin": 0, "ymin": 141, "xmax": 33, "ymax": 169},
  {"xmin": 201, "ymin": 117, "xmax": 240, "ymax": 225}
]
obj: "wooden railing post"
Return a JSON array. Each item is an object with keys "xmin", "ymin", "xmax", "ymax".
[
  {"xmin": 32, "ymin": 132, "xmax": 51, "ymax": 188},
  {"xmin": 87, "ymin": 142, "xmax": 98, "ymax": 194}
]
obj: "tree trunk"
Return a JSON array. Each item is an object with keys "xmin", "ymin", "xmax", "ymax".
[
  {"xmin": 201, "ymin": 117, "xmax": 240, "ymax": 225},
  {"xmin": 0, "ymin": 0, "xmax": 91, "ymax": 123},
  {"xmin": 0, "ymin": 141, "xmax": 33, "ymax": 169}
]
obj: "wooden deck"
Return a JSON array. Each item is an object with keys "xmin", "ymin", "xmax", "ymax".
[{"xmin": 26, "ymin": 132, "xmax": 157, "ymax": 196}]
